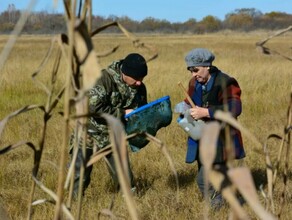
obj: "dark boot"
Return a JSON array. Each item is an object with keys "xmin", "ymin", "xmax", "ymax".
[
  {"xmin": 72, "ymin": 148, "xmax": 93, "ymax": 197},
  {"xmin": 196, "ymin": 164, "xmax": 225, "ymax": 210}
]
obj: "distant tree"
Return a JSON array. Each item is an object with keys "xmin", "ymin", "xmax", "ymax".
[
  {"xmin": 198, "ymin": 15, "xmax": 221, "ymax": 33},
  {"xmin": 0, "ymin": 4, "xmax": 20, "ymax": 33},
  {"xmin": 119, "ymin": 16, "xmax": 139, "ymax": 32},
  {"xmin": 8, "ymin": 3, "xmax": 16, "ymax": 23},
  {"xmin": 156, "ymin": 19, "xmax": 173, "ymax": 33},
  {"xmin": 182, "ymin": 18, "xmax": 197, "ymax": 33},
  {"xmin": 238, "ymin": 8, "xmax": 262, "ymax": 18},
  {"xmin": 224, "ymin": 8, "xmax": 261, "ymax": 31},
  {"xmin": 258, "ymin": 12, "xmax": 292, "ymax": 30},
  {"xmin": 140, "ymin": 17, "xmax": 160, "ymax": 32},
  {"xmin": 91, "ymin": 15, "xmax": 107, "ymax": 32},
  {"xmin": 171, "ymin": 22, "xmax": 185, "ymax": 33},
  {"xmin": 226, "ymin": 13, "xmax": 253, "ymax": 30}
]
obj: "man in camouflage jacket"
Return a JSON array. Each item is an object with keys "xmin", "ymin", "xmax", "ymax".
[{"xmin": 71, "ymin": 53, "xmax": 148, "ymax": 196}]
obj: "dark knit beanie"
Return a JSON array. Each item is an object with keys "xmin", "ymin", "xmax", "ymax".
[{"xmin": 121, "ymin": 53, "xmax": 148, "ymax": 79}]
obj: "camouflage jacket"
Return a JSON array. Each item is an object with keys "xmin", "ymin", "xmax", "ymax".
[{"xmin": 86, "ymin": 59, "xmax": 147, "ymax": 149}]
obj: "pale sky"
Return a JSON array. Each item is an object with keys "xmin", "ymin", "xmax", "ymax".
[{"xmin": 2, "ymin": 0, "xmax": 292, "ymax": 22}]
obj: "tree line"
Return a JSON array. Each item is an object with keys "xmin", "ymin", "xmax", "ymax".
[{"xmin": 0, "ymin": 7, "xmax": 292, "ymax": 34}]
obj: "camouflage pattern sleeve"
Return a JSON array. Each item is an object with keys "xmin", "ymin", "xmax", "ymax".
[{"xmin": 88, "ymin": 70, "xmax": 124, "ymax": 120}]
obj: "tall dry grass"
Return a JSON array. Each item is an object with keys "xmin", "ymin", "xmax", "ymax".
[{"xmin": 0, "ymin": 33, "xmax": 291, "ymax": 219}]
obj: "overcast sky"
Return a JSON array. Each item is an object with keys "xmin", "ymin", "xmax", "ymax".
[{"xmin": 2, "ymin": 0, "xmax": 292, "ymax": 22}]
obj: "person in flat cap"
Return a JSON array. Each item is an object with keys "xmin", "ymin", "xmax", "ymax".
[
  {"xmin": 177, "ymin": 48, "xmax": 246, "ymax": 209},
  {"xmin": 69, "ymin": 53, "xmax": 148, "ymax": 197}
]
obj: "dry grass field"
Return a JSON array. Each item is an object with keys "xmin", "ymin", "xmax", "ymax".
[{"xmin": 0, "ymin": 32, "xmax": 292, "ymax": 219}]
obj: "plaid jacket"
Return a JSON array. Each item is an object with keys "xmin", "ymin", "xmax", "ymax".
[{"xmin": 185, "ymin": 67, "xmax": 246, "ymax": 163}]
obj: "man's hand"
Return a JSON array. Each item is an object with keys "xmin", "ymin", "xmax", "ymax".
[
  {"xmin": 189, "ymin": 106, "xmax": 209, "ymax": 120},
  {"xmin": 125, "ymin": 109, "xmax": 134, "ymax": 115}
]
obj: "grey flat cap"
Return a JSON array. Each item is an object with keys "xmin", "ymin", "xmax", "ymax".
[{"xmin": 185, "ymin": 48, "xmax": 215, "ymax": 68}]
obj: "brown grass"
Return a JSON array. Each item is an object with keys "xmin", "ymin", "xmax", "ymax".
[{"xmin": 0, "ymin": 33, "xmax": 292, "ymax": 219}]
